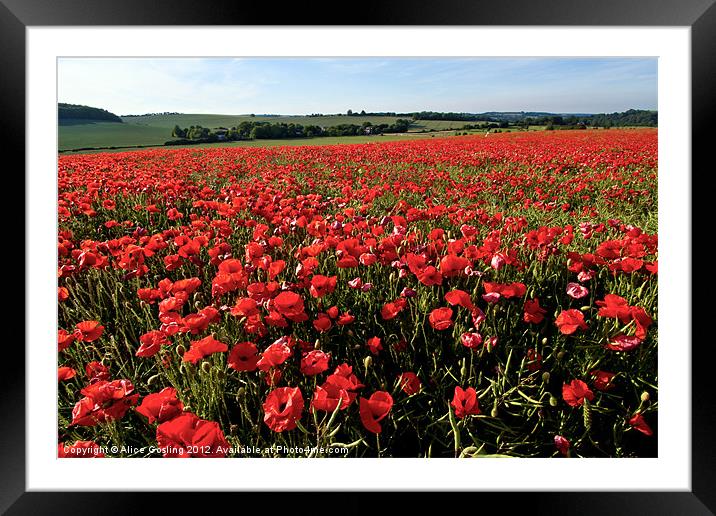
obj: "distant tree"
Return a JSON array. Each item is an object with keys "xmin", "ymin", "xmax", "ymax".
[{"xmin": 171, "ymin": 125, "xmax": 186, "ymax": 138}]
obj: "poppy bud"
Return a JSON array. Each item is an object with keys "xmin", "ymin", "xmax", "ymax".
[
  {"xmin": 541, "ymin": 337, "xmax": 548, "ymax": 345},
  {"xmin": 556, "ymin": 351, "xmax": 566, "ymax": 361},
  {"xmin": 542, "ymin": 372, "xmax": 551, "ymax": 383},
  {"xmin": 314, "ymin": 339, "xmax": 321, "ymax": 350},
  {"xmin": 353, "ymin": 344, "xmax": 361, "ymax": 350},
  {"xmin": 549, "ymin": 395, "xmax": 558, "ymax": 407},
  {"xmin": 460, "ymin": 358, "xmax": 467, "ymax": 378},
  {"xmin": 194, "ymin": 300, "xmax": 202, "ymax": 310},
  {"xmin": 176, "ymin": 344, "xmax": 186, "ymax": 356},
  {"xmin": 580, "ymin": 306, "xmax": 590, "ymax": 312},
  {"xmin": 179, "ymin": 364, "xmax": 188, "ymax": 375},
  {"xmin": 641, "ymin": 391, "xmax": 650, "ymax": 402},
  {"xmin": 201, "ymin": 361, "xmax": 212, "ymax": 373},
  {"xmin": 364, "ymin": 356, "xmax": 373, "ymax": 370},
  {"xmin": 236, "ymin": 387, "xmax": 246, "ymax": 400}
]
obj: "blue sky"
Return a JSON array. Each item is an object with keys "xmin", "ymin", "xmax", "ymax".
[{"xmin": 58, "ymin": 57, "xmax": 657, "ymax": 116}]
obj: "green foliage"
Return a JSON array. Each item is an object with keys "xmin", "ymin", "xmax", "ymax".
[{"xmin": 58, "ymin": 103, "xmax": 123, "ymax": 123}]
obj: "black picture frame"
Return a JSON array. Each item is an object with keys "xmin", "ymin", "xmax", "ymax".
[{"xmin": 4, "ymin": 1, "xmax": 713, "ymax": 514}]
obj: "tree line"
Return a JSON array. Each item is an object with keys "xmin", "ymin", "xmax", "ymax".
[
  {"xmin": 517, "ymin": 109, "xmax": 657, "ymax": 128},
  {"xmin": 167, "ymin": 119, "xmax": 412, "ymax": 144},
  {"xmin": 58, "ymin": 103, "xmax": 123, "ymax": 123}
]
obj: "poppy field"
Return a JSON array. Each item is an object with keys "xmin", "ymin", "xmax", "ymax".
[{"xmin": 57, "ymin": 129, "xmax": 658, "ymax": 458}]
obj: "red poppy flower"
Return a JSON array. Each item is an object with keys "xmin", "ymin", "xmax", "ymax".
[
  {"xmin": 606, "ymin": 334, "xmax": 643, "ymax": 351},
  {"xmin": 523, "ymin": 298, "xmax": 547, "ymax": 324},
  {"xmin": 136, "ymin": 330, "xmax": 170, "ymax": 358},
  {"xmin": 58, "ymin": 441, "xmax": 105, "ymax": 458},
  {"xmin": 182, "ymin": 335, "xmax": 228, "ymax": 364},
  {"xmin": 445, "ymin": 289, "xmax": 475, "ymax": 311},
  {"xmin": 451, "ymin": 386, "xmax": 481, "ymax": 418},
  {"xmin": 74, "ymin": 320, "xmax": 104, "ymax": 342},
  {"xmin": 181, "ymin": 306, "xmax": 220, "ymax": 334},
  {"xmin": 483, "ymin": 282, "xmax": 526, "ymax": 300},
  {"xmin": 359, "ymin": 391, "xmax": 393, "ymax": 434},
  {"xmin": 398, "ymin": 372, "xmax": 421, "ymax": 395},
  {"xmin": 629, "ymin": 412, "xmax": 653, "ymax": 436},
  {"xmin": 309, "ymin": 275, "xmax": 337, "ymax": 298},
  {"xmin": 263, "ymin": 386, "xmax": 304, "ymax": 432},
  {"xmin": 562, "ymin": 379, "xmax": 595, "ymax": 407},
  {"xmin": 300, "ymin": 350, "xmax": 331, "ymax": 376},
  {"xmin": 596, "ymin": 294, "xmax": 632, "ymax": 323},
  {"xmin": 554, "ymin": 435, "xmax": 570, "ymax": 456},
  {"xmin": 227, "ymin": 341, "xmax": 260, "ymax": 372},
  {"xmin": 85, "ymin": 361, "xmax": 110, "ymax": 383},
  {"xmin": 71, "ymin": 379, "xmax": 139, "ymax": 426},
  {"xmin": 366, "ymin": 336, "xmax": 383, "ymax": 355},
  {"xmin": 440, "ymin": 254, "xmax": 470, "ymax": 277},
  {"xmin": 566, "ymin": 282, "xmax": 589, "ymax": 299},
  {"xmin": 429, "ymin": 307, "xmax": 453, "ymax": 330},
  {"xmin": 312, "ymin": 313, "xmax": 333, "ymax": 332},
  {"xmin": 156, "ymin": 412, "xmax": 229, "ymax": 457},
  {"xmin": 555, "ymin": 309, "xmax": 588, "ymax": 335},
  {"xmin": 58, "ymin": 329, "xmax": 75, "ymax": 352},
  {"xmin": 136, "ymin": 387, "xmax": 183, "ymax": 424},
  {"xmin": 312, "ymin": 377, "xmax": 352, "ymax": 412},
  {"xmin": 337, "ymin": 312, "xmax": 355, "ymax": 325},
  {"xmin": 58, "ymin": 366, "xmax": 76, "ymax": 382},
  {"xmin": 272, "ymin": 291, "xmax": 308, "ymax": 322},
  {"xmin": 257, "ymin": 340, "xmax": 293, "ymax": 371},
  {"xmin": 630, "ymin": 306, "xmax": 653, "ymax": 341},
  {"xmin": 526, "ymin": 348, "xmax": 542, "ymax": 372},
  {"xmin": 417, "ymin": 266, "xmax": 443, "ymax": 286},
  {"xmin": 331, "ymin": 363, "xmax": 364, "ymax": 403},
  {"xmin": 381, "ymin": 298, "xmax": 408, "ymax": 320},
  {"xmin": 590, "ymin": 370, "xmax": 617, "ymax": 391},
  {"xmin": 460, "ymin": 332, "xmax": 483, "ymax": 349}
]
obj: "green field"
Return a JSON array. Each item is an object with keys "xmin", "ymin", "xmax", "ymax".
[
  {"xmin": 60, "ymin": 132, "xmax": 468, "ymax": 155},
  {"xmin": 58, "ymin": 114, "xmax": 479, "ymax": 152}
]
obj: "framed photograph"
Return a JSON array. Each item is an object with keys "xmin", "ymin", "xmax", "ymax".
[{"xmin": 6, "ymin": 0, "xmax": 713, "ymax": 513}]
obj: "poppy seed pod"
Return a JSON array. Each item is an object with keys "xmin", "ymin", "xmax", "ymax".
[
  {"xmin": 363, "ymin": 356, "xmax": 373, "ymax": 370},
  {"xmin": 549, "ymin": 395, "xmax": 558, "ymax": 407},
  {"xmin": 542, "ymin": 372, "xmax": 551, "ymax": 383},
  {"xmin": 557, "ymin": 351, "xmax": 566, "ymax": 361},
  {"xmin": 641, "ymin": 391, "xmax": 650, "ymax": 402}
]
